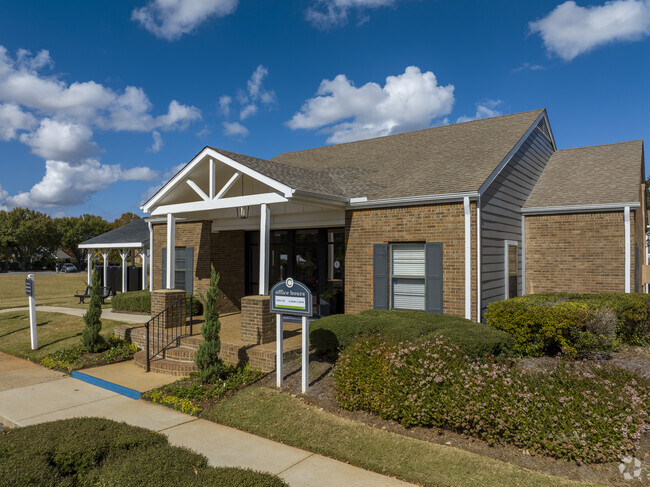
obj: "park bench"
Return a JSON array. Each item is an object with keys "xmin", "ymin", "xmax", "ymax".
[{"xmin": 74, "ymin": 286, "xmax": 112, "ymax": 304}]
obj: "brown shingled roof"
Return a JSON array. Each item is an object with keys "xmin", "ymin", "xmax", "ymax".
[
  {"xmin": 271, "ymin": 109, "xmax": 545, "ymax": 199},
  {"xmin": 524, "ymin": 140, "xmax": 644, "ymax": 208}
]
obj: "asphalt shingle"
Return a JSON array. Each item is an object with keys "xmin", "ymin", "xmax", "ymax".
[{"xmin": 524, "ymin": 140, "xmax": 643, "ymax": 208}]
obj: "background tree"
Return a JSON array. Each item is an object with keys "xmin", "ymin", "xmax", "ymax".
[
  {"xmin": 55, "ymin": 214, "xmax": 112, "ymax": 266},
  {"xmin": 111, "ymin": 212, "xmax": 140, "ymax": 229},
  {"xmin": 194, "ymin": 266, "xmax": 225, "ymax": 383},
  {"xmin": 0, "ymin": 208, "xmax": 60, "ymax": 270},
  {"xmin": 82, "ymin": 269, "xmax": 105, "ymax": 352}
]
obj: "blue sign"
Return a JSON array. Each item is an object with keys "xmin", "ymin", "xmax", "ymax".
[
  {"xmin": 270, "ymin": 278, "xmax": 312, "ymax": 316},
  {"xmin": 25, "ymin": 277, "xmax": 33, "ymax": 297}
]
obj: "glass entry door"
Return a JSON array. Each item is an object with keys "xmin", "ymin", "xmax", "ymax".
[{"xmin": 245, "ymin": 227, "xmax": 344, "ymax": 317}]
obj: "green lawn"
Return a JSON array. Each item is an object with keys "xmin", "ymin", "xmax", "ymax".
[
  {"xmin": 0, "ymin": 272, "xmax": 110, "ymax": 310},
  {"xmin": 0, "ymin": 310, "xmax": 125, "ymax": 362},
  {"xmin": 203, "ymin": 386, "xmax": 601, "ymax": 487}
]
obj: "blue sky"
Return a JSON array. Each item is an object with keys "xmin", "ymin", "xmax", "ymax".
[{"xmin": 0, "ymin": 0, "xmax": 648, "ymax": 219}]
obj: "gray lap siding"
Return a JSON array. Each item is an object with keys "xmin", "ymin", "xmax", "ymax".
[{"xmin": 480, "ymin": 127, "xmax": 555, "ymax": 318}]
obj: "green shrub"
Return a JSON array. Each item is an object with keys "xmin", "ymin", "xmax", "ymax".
[
  {"xmin": 485, "ymin": 293, "xmax": 649, "ymax": 357},
  {"xmin": 82, "ymin": 269, "xmax": 106, "ymax": 353},
  {"xmin": 195, "ymin": 266, "xmax": 225, "ymax": 383},
  {"xmin": 111, "ymin": 290, "xmax": 202, "ymax": 316},
  {"xmin": 334, "ymin": 336, "xmax": 649, "ymax": 463},
  {"xmin": 528, "ymin": 293, "xmax": 650, "ymax": 345},
  {"xmin": 310, "ymin": 309, "xmax": 513, "ymax": 359},
  {"xmin": 0, "ymin": 418, "xmax": 288, "ymax": 487}
]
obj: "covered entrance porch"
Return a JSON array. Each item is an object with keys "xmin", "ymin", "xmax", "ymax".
[{"xmin": 140, "ymin": 147, "xmax": 348, "ymax": 358}]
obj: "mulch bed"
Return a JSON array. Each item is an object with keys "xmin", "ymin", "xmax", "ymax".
[{"xmin": 259, "ymin": 348, "xmax": 650, "ymax": 486}]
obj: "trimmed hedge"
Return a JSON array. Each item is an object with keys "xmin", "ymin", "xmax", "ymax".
[
  {"xmin": 111, "ymin": 290, "xmax": 202, "ymax": 316},
  {"xmin": 335, "ymin": 336, "xmax": 650, "ymax": 463},
  {"xmin": 310, "ymin": 309, "xmax": 513, "ymax": 359},
  {"xmin": 0, "ymin": 417, "xmax": 288, "ymax": 487},
  {"xmin": 485, "ymin": 293, "xmax": 650, "ymax": 357}
]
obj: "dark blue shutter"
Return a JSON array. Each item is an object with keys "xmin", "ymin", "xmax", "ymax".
[
  {"xmin": 425, "ymin": 242, "xmax": 443, "ymax": 314},
  {"xmin": 373, "ymin": 244, "xmax": 388, "ymax": 310},
  {"xmin": 185, "ymin": 247, "xmax": 194, "ymax": 294},
  {"xmin": 161, "ymin": 248, "xmax": 166, "ymax": 289}
]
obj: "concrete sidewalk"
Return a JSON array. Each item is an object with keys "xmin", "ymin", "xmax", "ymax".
[
  {"xmin": 0, "ymin": 306, "xmax": 147, "ymax": 324},
  {"xmin": 0, "ymin": 352, "xmax": 414, "ymax": 487}
]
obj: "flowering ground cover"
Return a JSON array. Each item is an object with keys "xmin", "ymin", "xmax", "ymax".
[
  {"xmin": 335, "ymin": 336, "xmax": 650, "ymax": 464},
  {"xmin": 143, "ymin": 365, "xmax": 262, "ymax": 415}
]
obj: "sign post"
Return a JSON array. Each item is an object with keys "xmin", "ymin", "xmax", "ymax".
[
  {"xmin": 25, "ymin": 274, "xmax": 37, "ymax": 350},
  {"xmin": 270, "ymin": 278, "xmax": 312, "ymax": 393}
]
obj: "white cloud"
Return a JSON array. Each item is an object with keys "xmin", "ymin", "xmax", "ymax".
[
  {"xmin": 287, "ymin": 66, "xmax": 454, "ymax": 143},
  {"xmin": 0, "ymin": 103, "xmax": 36, "ymax": 140},
  {"xmin": 530, "ymin": 0, "xmax": 650, "ymax": 61},
  {"xmin": 149, "ymin": 130, "xmax": 164, "ymax": 153},
  {"xmin": 306, "ymin": 0, "xmax": 396, "ymax": 28},
  {"xmin": 512, "ymin": 62, "xmax": 545, "ymax": 73},
  {"xmin": 219, "ymin": 65, "xmax": 275, "ymax": 136},
  {"xmin": 0, "ymin": 46, "xmax": 202, "ymax": 209},
  {"xmin": 0, "ymin": 47, "xmax": 201, "ymax": 133},
  {"xmin": 19, "ymin": 119, "xmax": 99, "ymax": 161},
  {"xmin": 218, "ymin": 95, "xmax": 232, "ymax": 116},
  {"xmin": 456, "ymin": 100, "xmax": 503, "ymax": 123},
  {"xmin": 132, "ymin": 0, "xmax": 239, "ymax": 41},
  {"xmin": 4, "ymin": 159, "xmax": 158, "ymax": 208},
  {"xmin": 223, "ymin": 121, "xmax": 249, "ymax": 138},
  {"xmin": 239, "ymin": 103, "xmax": 257, "ymax": 120},
  {"xmin": 0, "ymin": 184, "xmax": 7, "ymax": 201}
]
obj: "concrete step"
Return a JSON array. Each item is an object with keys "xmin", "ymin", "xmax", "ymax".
[{"xmin": 133, "ymin": 350, "xmax": 197, "ymax": 376}]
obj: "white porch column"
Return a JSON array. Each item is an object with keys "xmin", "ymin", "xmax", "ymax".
[
  {"xmin": 142, "ymin": 249, "xmax": 148, "ymax": 290},
  {"xmin": 120, "ymin": 249, "xmax": 128, "ymax": 293},
  {"xmin": 166, "ymin": 213, "xmax": 175, "ymax": 289},
  {"xmin": 102, "ymin": 251, "xmax": 109, "ymax": 288},
  {"xmin": 463, "ymin": 196, "xmax": 472, "ymax": 320},
  {"xmin": 87, "ymin": 253, "xmax": 92, "ymax": 285},
  {"xmin": 624, "ymin": 206, "xmax": 631, "ymax": 293},
  {"xmin": 148, "ymin": 222, "xmax": 154, "ymax": 291},
  {"xmin": 259, "ymin": 203, "xmax": 271, "ymax": 295}
]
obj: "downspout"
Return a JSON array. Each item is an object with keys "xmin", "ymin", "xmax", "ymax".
[
  {"xmin": 624, "ymin": 206, "xmax": 631, "ymax": 293},
  {"xmin": 476, "ymin": 197, "xmax": 481, "ymax": 322},
  {"xmin": 148, "ymin": 221, "xmax": 154, "ymax": 291},
  {"xmin": 521, "ymin": 214, "xmax": 526, "ymax": 296},
  {"xmin": 464, "ymin": 197, "xmax": 472, "ymax": 320}
]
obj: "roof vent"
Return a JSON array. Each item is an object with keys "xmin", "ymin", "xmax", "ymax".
[{"xmin": 535, "ymin": 119, "xmax": 551, "ymax": 141}]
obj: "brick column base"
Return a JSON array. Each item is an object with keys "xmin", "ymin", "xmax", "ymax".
[
  {"xmin": 151, "ymin": 289, "xmax": 186, "ymax": 328},
  {"xmin": 241, "ymin": 295, "xmax": 274, "ymax": 344}
]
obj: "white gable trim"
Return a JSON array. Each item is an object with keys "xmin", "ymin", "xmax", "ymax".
[
  {"xmin": 141, "ymin": 147, "xmax": 296, "ymax": 213},
  {"xmin": 150, "ymin": 192, "xmax": 288, "ymax": 217}
]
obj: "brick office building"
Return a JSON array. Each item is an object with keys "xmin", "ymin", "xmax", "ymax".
[{"xmin": 140, "ymin": 109, "xmax": 645, "ymax": 322}]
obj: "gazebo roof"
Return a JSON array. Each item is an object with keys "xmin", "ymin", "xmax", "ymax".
[{"xmin": 78, "ymin": 219, "xmax": 149, "ymax": 249}]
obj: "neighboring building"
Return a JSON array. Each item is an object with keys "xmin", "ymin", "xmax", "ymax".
[{"xmin": 137, "ymin": 109, "xmax": 645, "ymax": 322}]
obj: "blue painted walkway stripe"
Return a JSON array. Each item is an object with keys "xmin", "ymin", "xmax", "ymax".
[{"xmin": 71, "ymin": 371, "xmax": 141, "ymax": 400}]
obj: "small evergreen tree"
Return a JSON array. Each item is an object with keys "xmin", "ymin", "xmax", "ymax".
[
  {"xmin": 194, "ymin": 265, "xmax": 225, "ymax": 383},
  {"xmin": 82, "ymin": 269, "xmax": 105, "ymax": 352}
]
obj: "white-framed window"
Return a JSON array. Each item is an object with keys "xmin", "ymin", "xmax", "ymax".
[
  {"xmin": 504, "ymin": 240, "xmax": 519, "ymax": 299},
  {"xmin": 391, "ymin": 243, "xmax": 426, "ymax": 311}
]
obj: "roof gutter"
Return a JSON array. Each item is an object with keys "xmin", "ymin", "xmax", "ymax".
[
  {"xmin": 522, "ymin": 202, "xmax": 641, "ymax": 215},
  {"xmin": 348, "ymin": 192, "xmax": 479, "ymax": 209}
]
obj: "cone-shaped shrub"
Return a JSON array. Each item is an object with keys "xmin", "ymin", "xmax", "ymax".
[
  {"xmin": 82, "ymin": 269, "xmax": 106, "ymax": 352},
  {"xmin": 195, "ymin": 265, "xmax": 225, "ymax": 383}
]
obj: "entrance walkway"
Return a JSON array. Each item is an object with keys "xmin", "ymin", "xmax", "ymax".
[
  {"xmin": 0, "ymin": 352, "xmax": 413, "ymax": 487},
  {"xmin": 0, "ymin": 305, "xmax": 148, "ymax": 324}
]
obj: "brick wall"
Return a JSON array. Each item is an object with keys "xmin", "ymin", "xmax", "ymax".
[
  {"xmin": 210, "ymin": 230, "xmax": 245, "ymax": 313},
  {"xmin": 152, "ymin": 222, "xmax": 245, "ymax": 314},
  {"xmin": 240, "ymin": 295, "xmax": 275, "ymax": 344},
  {"xmin": 344, "ymin": 202, "xmax": 477, "ymax": 320},
  {"xmin": 525, "ymin": 212, "xmax": 631, "ymax": 293}
]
